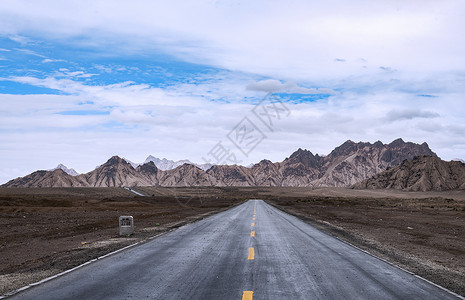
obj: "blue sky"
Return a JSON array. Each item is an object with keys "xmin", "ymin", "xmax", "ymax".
[{"xmin": 0, "ymin": 0, "xmax": 464, "ymax": 183}]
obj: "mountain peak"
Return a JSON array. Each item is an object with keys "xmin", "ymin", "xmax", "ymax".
[
  {"xmin": 144, "ymin": 155, "xmax": 160, "ymax": 163},
  {"xmin": 104, "ymin": 156, "xmax": 132, "ymax": 168},
  {"xmin": 290, "ymin": 148, "xmax": 312, "ymax": 157},
  {"xmin": 284, "ymin": 148, "xmax": 321, "ymax": 170},
  {"xmin": 179, "ymin": 163, "xmax": 199, "ymax": 169},
  {"xmin": 342, "ymin": 140, "xmax": 356, "ymax": 146},
  {"xmin": 136, "ymin": 161, "xmax": 158, "ymax": 174},
  {"xmin": 389, "ymin": 138, "xmax": 405, "ymax": 147},
  {"xmin": 328, "ymin": 140, "xmax": 358, "ymax": 157},
  {"xmin": 373, "ymin": 140, "xmax": 383, "ymax": 147},
  {"xmin": 50, "ymin": 163, "xmax": 79, "ymax": 176},
  {"xmin": 144, "ymin": 155, "xmax": 194, "ymax": 170}
]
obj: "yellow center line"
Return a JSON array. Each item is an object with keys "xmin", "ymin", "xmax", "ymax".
[
  {"xmin": 251, "ymin": 223, "xmax": 255, "ymax": 226},
  {"xmin": 242, "ymin": 291, "xmax": 253, "ymax": 300},
  {"xmin": 251, "ymin": 231, "xmax": 255, "ymax": 237},
  {"xmin": 248, "ymin": 247, "xmax": 255, "ymax": 260}
]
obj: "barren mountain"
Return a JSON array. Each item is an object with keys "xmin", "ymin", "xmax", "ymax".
[
  {"xmin": 83, "ymin": 156, "xmax": 150, "ymax": 187},
  {"xmin": 206, "ymin": 165, "xmax": 254, "ymax": 186},
  {"xmin": 278, "ymin": 148, "xmax": 322, "ymax": 186},
  {"xmin": 158, "ymin": 164, "xmax": 219, "ymax": 186},
  {"xmin": 2, "ymin": 139, "xmax": 440, "ymax": 188},
  {"xmin": 4, "ymin": 169, "xmax": 86, "ymax": 188},
  {"xmin": 135, "ymin": 161, "xmax": 160, "ymax": 185},
  {"xmin": 353, "ymin": 156, "xmax": 465, "ymax": 191},
  {"xmin": 251, "ymin": 160, "xmax": 282, "ymax": 186},
  {"xmin": 313, "ymin": 139, "xmax": 437, "ymax": 187}
]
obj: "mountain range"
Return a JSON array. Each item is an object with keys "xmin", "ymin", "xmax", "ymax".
[{"xmin": 5, "ymin": 138, "xmax": 456, "ymax": 190}]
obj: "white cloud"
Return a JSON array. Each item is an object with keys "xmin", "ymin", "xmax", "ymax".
[
  {"xmin": 246, "ymin": 79, "xmax": 286, "ymax": 93},
  {"xmin": 386, "ymin": 109, "xmax": 440, "ymax": 122},
  {"xmin": 7, "ymin": 35, "xmax": 31, "ymax": 45},
  {"xmin": 13, "ymin": 48, "xmax": 46, "ymax": 58},
  {"xmin": 0, "ymin": 1, "xmax": 464, "ymax": 183},
  {"xmin": 42, "ymin": 58, "xmax": 66, "ymax": 63},
  {"xmin": 246, "ymin": 79, "xmax": 336, "ymax": 94},
  {"xmin": 1, "ymin": 1, "xmax": 464, "ymax": 79}
]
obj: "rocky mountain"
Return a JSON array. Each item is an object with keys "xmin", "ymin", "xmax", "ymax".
[
  {"xmin": 279, "ymin": 148, "xmax": 322, "ymax": 186},
  {"xmin": 5, "ymin": 169, "xmax": 87, "ymax": 188},
  {"xmin": 135, "ymin": 161, "xmax": 160, "ymax": 185},
  {"xmin": 50, "ymin": 164, "xmax": 79, "ymax": 176},
  {"xmin": 159, "ymin": 164, "xmax": 219, "ymax": 186},
  {"xmin": 312, "ymin": 138, "xmax": 437, "ymax": 187},
  {"xmin": 353, "ymin": 156, "xmax": 465, "ymax": 191},
  {"xmin": 2, "ymin": 139, "xmax": 441, "ymax": 188},
  {"xmin": 83, "ymin": 156, "xmax": 148, "ymax": 187},
  {"xmin": 206, "ymin": 165, "xmax": 254, "ymax": 186}
]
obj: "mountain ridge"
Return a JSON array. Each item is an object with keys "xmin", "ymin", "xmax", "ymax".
[{"xmin": 3, "ymin": 139, "xmax": 442, "ymax": 188}]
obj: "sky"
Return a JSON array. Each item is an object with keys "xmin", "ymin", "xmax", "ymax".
[{"xmin": 0, "ymin": 0, "xmax": 464, "ymax": 184}]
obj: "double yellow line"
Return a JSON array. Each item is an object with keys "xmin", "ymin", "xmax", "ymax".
[
  {"xmin": 249, "ymin": 201, "xmax": 256, "ymax": 260},
  {"xmin": 243, "ymin": 201, "xmax": 257, "ymax": 299}
]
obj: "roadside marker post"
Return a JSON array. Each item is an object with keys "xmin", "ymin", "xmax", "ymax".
[{"xmin": 119, "ymin": 216, "xmax": 134, "ymax": 236}]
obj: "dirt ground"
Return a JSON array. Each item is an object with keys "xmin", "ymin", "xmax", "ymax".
[{"xmin": 1, "ymin": 187, "xmax": 464, "ymax": 297}]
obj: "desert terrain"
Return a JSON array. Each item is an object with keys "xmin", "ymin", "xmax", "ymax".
[{"xmin": 1, "ymin": 187, "xmax": 464, "ymax": 296}]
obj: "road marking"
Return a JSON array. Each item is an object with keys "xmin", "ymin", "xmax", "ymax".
[
  {"xmin": 242, "ymin": 291, "xmax": 253, "ymax": 300},
  {"xmin": 248, "ymin": 248, "xmax": 255, "ymax": 260},
  {"xmin": 251, "ymin": 223, "xmax": 255, "ymax": 226},
  {"xmin": 251, "ymin": 231, "xmax": 255, "ymax": 237}
]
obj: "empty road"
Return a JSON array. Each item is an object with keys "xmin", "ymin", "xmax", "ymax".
[{"xmin": 9, "ymin": 200, "xmax": 461, "ymax": 299}]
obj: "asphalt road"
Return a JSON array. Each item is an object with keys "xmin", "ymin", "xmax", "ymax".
[{"xmin": 9, "ymin": 200, "xmax": 461, "ymax": 299}]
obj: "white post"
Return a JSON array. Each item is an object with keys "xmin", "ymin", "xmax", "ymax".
[{"xmin": 119, "ymin": 216, "xmax": 134, "ymax": 236}]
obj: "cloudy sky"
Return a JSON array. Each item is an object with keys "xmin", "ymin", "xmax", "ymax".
[{"xmin": 0, "ymin": 0, "xmax": 464, "ymax": 183}]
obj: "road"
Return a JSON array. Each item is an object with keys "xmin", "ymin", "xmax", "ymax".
[{"xmin": 9, "ymin": 200, "xmax": 461, "ymax": 299}]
